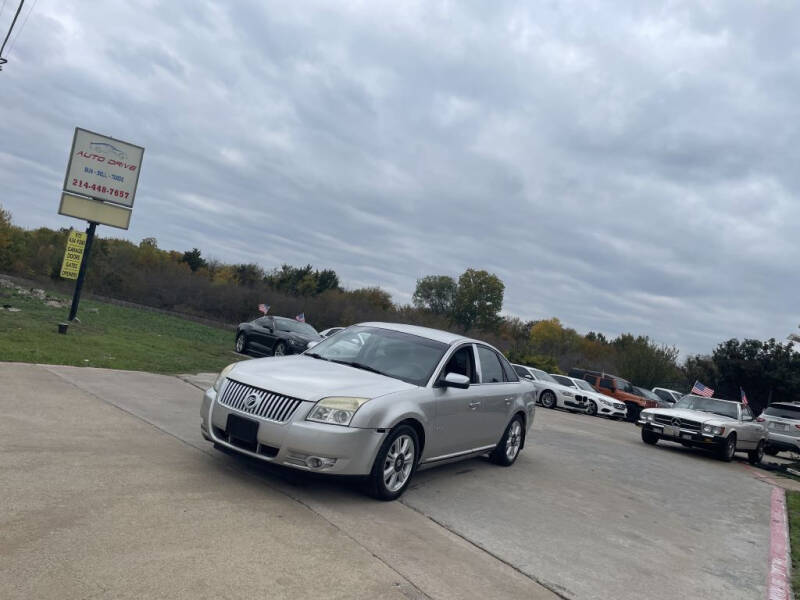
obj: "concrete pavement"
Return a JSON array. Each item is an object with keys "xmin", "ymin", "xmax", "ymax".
[{"xmin": 0, "ymin": 363, "xmax": 559, "ymax": 600}]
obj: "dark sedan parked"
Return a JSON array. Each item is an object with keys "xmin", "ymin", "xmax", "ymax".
[{"xmin": 235, "ymin": 316, "xmax": 322, "ymax": 357}]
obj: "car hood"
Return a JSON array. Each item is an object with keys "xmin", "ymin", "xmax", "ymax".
[
  {"xmin": 286, "ymin": 331, "xmax": 322, "ymax": 343},
  {"xmin": 644, "ymin": 408, "xmax": 736, "ymax": 425},
  {"xmin": 225, "ymin": 355, "xmax": 415, "ymax": 402}
]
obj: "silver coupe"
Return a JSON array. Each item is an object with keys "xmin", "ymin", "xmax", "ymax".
[{"xmin": 201, "ymin": 323, "xmax": 536, "ymax": 499}]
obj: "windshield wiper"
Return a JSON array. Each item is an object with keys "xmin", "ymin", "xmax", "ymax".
[
  {"xmin": 331, "ymin": 359, "xmax": 387, "ymax": 376},
  {"xmin": 305, "ymin": 352, "xmax": 329, "ymax": 361}
]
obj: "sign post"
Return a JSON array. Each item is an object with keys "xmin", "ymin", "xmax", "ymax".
[{"xmin": 58, "ymin": 128, "xmax": 144, "ymax": 332}]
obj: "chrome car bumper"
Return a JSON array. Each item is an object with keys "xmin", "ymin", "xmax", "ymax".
[
  {"xmin": 201, "ymin": 387, "xmax": 386, "ymax": 475},
  {"xmin": 637, "ymin": 421, "xmax": 723, "ymax": 445}
]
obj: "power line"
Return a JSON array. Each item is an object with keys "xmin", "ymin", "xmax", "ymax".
[
  {"xmin": 5, "ymin": 0, "xmax": 37, "ymax": 57},
  {"xmin": 0, "ymin": 0, "xmax": 25, "ymax": 70}
]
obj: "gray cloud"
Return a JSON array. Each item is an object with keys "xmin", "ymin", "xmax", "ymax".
[{"xmin": 1, "ymin": 0, "xmax": 799, "ymax": 356}]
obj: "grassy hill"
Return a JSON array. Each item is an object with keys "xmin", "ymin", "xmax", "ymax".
[{"xmin": 0, "ymin": 281, "xmax": 244, "ymax": 374}]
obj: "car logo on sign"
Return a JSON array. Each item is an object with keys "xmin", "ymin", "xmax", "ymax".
[{"xmin": 244, "ymin": 393, "xmax": 260, "ymax": 409}]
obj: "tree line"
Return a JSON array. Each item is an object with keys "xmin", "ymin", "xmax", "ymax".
[{"xmin": 1, "ymin": 203, "xmax": 797, "ymax": 411}]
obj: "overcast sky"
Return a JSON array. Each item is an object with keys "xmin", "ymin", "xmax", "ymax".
[{"xmin": 1, "ymin": 1, "xmax": 798, "ymax": 356}]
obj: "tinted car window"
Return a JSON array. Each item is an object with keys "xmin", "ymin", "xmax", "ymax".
[
  {"xmin": 442, "ymin": 345, "xmax": 478, "ymax": 384},
  {"xmin": 552, "ymin": 375, "xmax": 576, "ymax": 388},
  {"xmin": 600, "ymin": 377, "xmax": 615, "ymax": 390},
  {"xmin": 256, "ymin": 317, "xmax": 273, "ymax": 328},
  {"xmin": 654, "ymin": 389, "xmax": 674, "ymax": 402},
  {"xmin": 274, "ymin": 317, "xmax": 319, "ymax": 336},
  {"xmin": 497, "ymin": 354, "xmax": 520, "ymax": 382},
  {"xmin": 477, "ymin": 346, "xmax": 505, "ymax": 383},
  {"xmin": 763, "ymin": 405, "xmax": 800, "ymax": 419},
  {"xmin": 531, "ymin": 368, "xmax": 558, "ymax": 384},
  {"xmin": 513, "ymin": 365, "xmax": 531, "ymax": 378}
]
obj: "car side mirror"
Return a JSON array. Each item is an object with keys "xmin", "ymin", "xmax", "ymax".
[
  {"xmin": 523, "ymin": 373, "xmax": 533, "ymax": 380},
  {"xmin": 443, "ymin": 372, "xmax": 470, "ymax": 389},
  {"xmin": 306, "ymin": 341, "xmax": 319, "ymax": 350}
]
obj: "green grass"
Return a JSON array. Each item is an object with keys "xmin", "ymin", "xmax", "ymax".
[
  {"xmin": 0, "ymin": 286, "xmax": 245, "ymax": 374},
  {"xmin": 787, "ymin": 491, "xmax": 800, "ymax": 592}
]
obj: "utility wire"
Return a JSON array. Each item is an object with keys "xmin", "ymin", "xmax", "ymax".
[
  {"xmin": 0, "ymin": 0, "xmax": 25, "ymax": 70},
  {"xmin": 6, "ymin": 0, "xmax": 37, "ymax": 57}
]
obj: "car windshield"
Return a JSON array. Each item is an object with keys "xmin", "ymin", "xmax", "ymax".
[
  {"xmin": 304, "ymin": 326, "xmax": 448, "ymax": 387},
  {"xmin": 636, "ymin": 387, "xmax": 660, "ymax": 402},
  {"xmin": 763, "ymin": 405, "xmax": 800, "ymax": 420},
  {"xmin": 573, "ymin": 379, "xmax": 596, "ymax": 392},
  {"xmin": 274, "ymin": 317, "xmax": 319, "ymax": 336},
  {"xmin": 552, "ymin": 375, "xmax": 576, "ymax": 388},
  {"xmin": 673, "ymin": 395, "xmax": 739, "ymax": 419},
  {"xmin": 531, "ymin": 368, "xmax": 558, "ymax": 384}
]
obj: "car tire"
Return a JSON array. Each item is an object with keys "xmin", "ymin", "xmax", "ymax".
[
  {"xmin": 490, "ymin": 416, "xmax": 524, "ymax": 466},
  {"xmin": 586, "ymin": 401, "xmax": 597, "ymax": 417},
  {"xmin": 717, "ymin": 433, "xmax": 737, "ymax": 462},
  {"xmin": 273, "ymin": 341, "xmax": 287, "ymax": 356},
  {"xmin": 748, "ymin": 440, "xmax": 765, "ymax": 465},
  {"xmin": 541, "ymin": 391, "xmax": 557, "ymax": 409},
  {"xmin": 366, "ymin": 424, "xmax": 419, "ymax": 501},
  {"xmin": 765, "ymin": 446, "xmax": 780, "ymax": 456},
  {"xmin": 235, "ymin": 333, "xmax": 248, "ymax": 354},
  {"xmin": 641, "ymin": 428, "xmax": 659, "ymax": 445}
]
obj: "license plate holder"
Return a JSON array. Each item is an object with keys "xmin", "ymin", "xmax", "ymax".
[
  {"xmin": 680, "ymin": 432, "xmax": 692, "ymax": 440},
  {"xmin": 227, "ymin": 414, "xmax": 259, "ymax": 446}
]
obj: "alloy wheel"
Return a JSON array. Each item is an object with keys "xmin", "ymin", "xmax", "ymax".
[
  {"xmin": 274, "ymin": 343, "xmax": 286, "ymax": 356},
  {"xmin": 235, "ymin": 335, "xmax": 245, "ymax": 353},
  {"xmin": 586, "ymin": 401, "xmax": 597, "ymax": 416},
  {"xmin": 383, "ymin": 434, "xmax": 415, "ymax": 493},
  {"xmin": 505, "ymin": 420, "xmax": 522, "ymax": 461}
]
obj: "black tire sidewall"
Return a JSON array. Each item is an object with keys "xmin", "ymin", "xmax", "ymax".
[
  {"xmin": 235, "ymin": 333, "xmax": 247, "ymax": 353},
  {"xmin": 718, "ymin": 434, "xmax": 736, "ymax": 461},
  {"xmin": 749, "ymin": 440, "xmax": 765, "ymax": 464},
  {"xmin": 587, "ymin": 401, "xmax": 597, "ymax": 416},
  {"xmin": 491, "ymin": 416, "xmax": 524, "ymax": 466},
  {"xmin": 368, "ymin": 425, "xmax": 419, "ymax": 501},
  {"xmin": 542, "ymin": 391, "xmax": 556, "ymax": 409},
  {"xmin": 274, "ymin": 341, "xmax": 286, "ymax": 356},
  {"xmin": 641, "ymin": 428, "xmax": 659, "ymax": 445}
]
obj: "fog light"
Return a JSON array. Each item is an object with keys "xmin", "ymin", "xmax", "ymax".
[{"xmin": 305, "ymin": 456, "xmax": 337, "ymax": 469}]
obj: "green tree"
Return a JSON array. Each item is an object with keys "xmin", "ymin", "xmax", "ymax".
[
  {"xmin": 180, "ymin": 248, "xmax": 207, "ymax": 272},
  {"xmin": 612, "ymin": 334, "xmax": 681, "ymax": 388},
  {"xmin": 412, "ymin": 275, "xmax": 457, "ymax": 314},
  {"xmin": 452, "ymin": 269, "xmax": 504, "ymax": 331}
]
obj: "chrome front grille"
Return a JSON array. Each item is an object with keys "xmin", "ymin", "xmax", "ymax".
[
  {"xmin": 218, "ymin": 379, "xmax": 302, "ymax": 423},
  {"xmin": 654, "ymin": 415, "xmax": 701, "ymax": 430}
]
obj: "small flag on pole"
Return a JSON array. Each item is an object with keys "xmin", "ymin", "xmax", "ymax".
[
  {"xmin": 691, "ymin": 380, "xmax": 714, "ymax": 397},
  {"xmin": 258, "ymin": 303, "xmax": 269, "ymax": 315},
  {"xmin": 295, "ymin": 313, "xmax": 305, "ymax": 322},
  {"xmin": 740, "ymin": 387, "xmax": 749, "ymax": 406}
]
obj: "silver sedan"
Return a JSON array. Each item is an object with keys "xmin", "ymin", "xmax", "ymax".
[{"xmin": 201, "ymin": 322, "xmax": 536, "ymax": 499}]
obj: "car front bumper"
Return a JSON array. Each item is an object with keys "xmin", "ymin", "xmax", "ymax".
[
  {"xmin": 201, "ymin": 387, "xmax": 386, "ymax": 476},
  {"xmin": 766, "ymin": 432, "xmax": 800, "ymax": 453},
  {"xmin": 595, "ymin": 402, "xmax": 626, "ymax": 418},
  {"xmin": 637, "ymin": 421, "xmax": 724, "ymax": 446}
]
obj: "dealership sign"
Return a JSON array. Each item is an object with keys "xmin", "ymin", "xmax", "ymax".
[{"xmin": 63, "ymin": 128, "xmax": 144, "ymax": 210}]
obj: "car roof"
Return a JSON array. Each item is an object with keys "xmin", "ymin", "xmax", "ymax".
[{"xmin": 357, "ymin": 322, "xmax": 476, "ymax": 346}]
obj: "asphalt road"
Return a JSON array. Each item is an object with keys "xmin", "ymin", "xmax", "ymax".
[{"xmin": 1, "ymin": 363, "xmax": 772, "ymax": 600}]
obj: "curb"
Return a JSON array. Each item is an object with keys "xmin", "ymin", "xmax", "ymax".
[{"xmin": 769, "ymin": 486, "xmax": 791, "ymax": 600}]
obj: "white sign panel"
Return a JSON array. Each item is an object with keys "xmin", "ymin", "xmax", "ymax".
[{"xmin": 63, "ymin": 128, "xmax": 144, "ymax": 209}]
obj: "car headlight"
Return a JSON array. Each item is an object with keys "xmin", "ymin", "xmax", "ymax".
[
  {"xmin": 703, "ymin": 424, "xmax": 725, "ymax": 435},
  {"xmin": 562, "ymin": 390, "xmax": 573, "ymax": 397},
  {"xmin": 643, "ymin": 412, "xmax": 655, "ymax": 422},
  {"xmin": 598, "ymin": 397, "xmax": 611, "ymax": 406},
  {"xmin": 306, "ymin": 397, "xmax": 369, "ymax": 426},
  {"xmin": 213, "ymin": 363, "xmax": 237, "ymax": 392}
]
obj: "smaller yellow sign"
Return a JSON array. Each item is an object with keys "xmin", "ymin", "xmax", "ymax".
[{"xmin": 60, "ymin": 230, "xmax": 87, "ymax": 280}]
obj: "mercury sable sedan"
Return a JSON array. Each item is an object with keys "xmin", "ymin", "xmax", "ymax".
[
  {"xmin": 202, "ymin": 323, "xmax": 536, "ymax": 500},
  {"xmin": 638, "ymin": 395, "xmax": 766, "ymax": 463}
]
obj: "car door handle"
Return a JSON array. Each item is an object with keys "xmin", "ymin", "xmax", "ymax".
[{"xmin": 468, "ymin": 401, "xmax": 481, "ymax": 409}]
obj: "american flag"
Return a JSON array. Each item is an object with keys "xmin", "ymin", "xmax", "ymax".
[
  {"xmin": 740, "ymin": 387, "xmax": 749, "ymax": 406},
  {"xmin": 295, "ymin": 313, "xmax": 305, "ymax": 322},
  {"xmin": 691, "ymin": 380, "xmax": 714, "ymax": 397},
  {"xmin": 258, "ymin": 303, "xmax": 269, "ymax": 315}
]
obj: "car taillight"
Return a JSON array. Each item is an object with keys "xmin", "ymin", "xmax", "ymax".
[
  {"xmin": 756, "ymin": 417, "xmax": 765, "ymax": 422},
  {"xmin": 795, "ymin": 424, "xmax": 800, "ymax": 430}
]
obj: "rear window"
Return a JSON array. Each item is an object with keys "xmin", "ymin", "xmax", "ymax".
[{"xmin": 763, "ymin": 405, "xmax": 800, "ymax": 420}]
